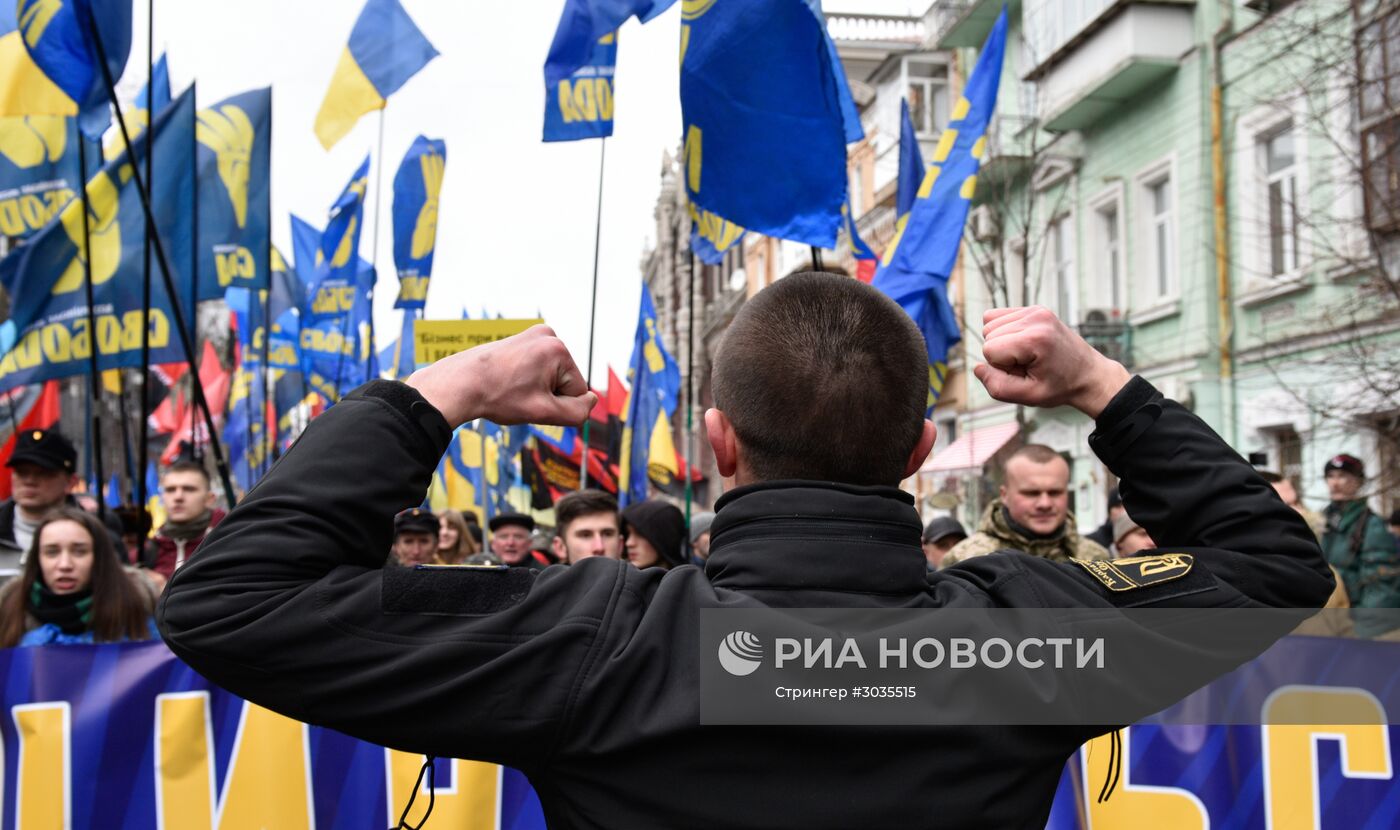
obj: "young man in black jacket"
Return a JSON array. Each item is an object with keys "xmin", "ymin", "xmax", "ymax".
[{"xmin": 159, "ymin": 273, "xmax": 1333, "ymax": 829}]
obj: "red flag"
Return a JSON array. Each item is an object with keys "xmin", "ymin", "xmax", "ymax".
[
  {"xmin": 0, "ymin": 381, "xmax": 62, "ymax": 500},
  {"xmin": 161, "ymin": 342, "xmax": 232, "ymax": 465}
]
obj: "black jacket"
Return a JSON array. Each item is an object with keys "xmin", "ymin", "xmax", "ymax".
[{"xmin": 159, "ymin": 377, "xmax": 1334, "ymax": 829}]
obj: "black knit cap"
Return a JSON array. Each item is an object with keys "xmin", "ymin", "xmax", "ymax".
[{"xmin": 621, "ymin": 499, "xmax": 687, "ymax": 567}]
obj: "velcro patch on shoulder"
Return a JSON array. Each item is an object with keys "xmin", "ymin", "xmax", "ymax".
[
  {"xmin": 382, "ymin": 562, "xmax": 536, "ymax": 616},
  {"xmin": 1072, "ymin": 553, "xmax": 1195, "ymax": 592}
]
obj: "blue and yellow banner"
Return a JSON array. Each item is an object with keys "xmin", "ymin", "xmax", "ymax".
[
  {"xmin": 0, "ymin": 641, "xmax": 546, "ymax": 827},
  {"xmin": 391, "ymin": 135, "xmax": 445, "ymax": 310},
  {"xmin": 267, "ymin": 247, "xmax": 302, "ymax": 371},
  {"xmin": 223, "ymin": 365, "xmax": 266, "ymax": 494},
  {"xmin": 618, "ymin": 282, "xmax": 679, "ymax": 507},
  {"xmin": 17, "ymin": 0, "xmax": 132, "ymax": 138},
  {"xmin": 872, "ymin": 10, "xmax": 1006, "ymax": 414},
  {"xmin": 314, "ymin": 0, "xmax": 439, "ymax": 150},
  {"xmin": 0, "ymin": 114, "xmax": 80, "ymax": 238},
  {"xmin": 307, "ymin": 157, "xmax": 371, "ymax": 325},
  {"xmin": 679, "ymin": 0, "xmax": 861, "ymax": 250},
  {"xmin": 197, "ymin": 87, "xmax": 271, "ymax": 297},
  {"xmin": 543, "ymin": 1, "xmax": 617, "ymax": 143},
  {"xmin": 0, "ymin": 86, "xmax": 194, "ymax": 393},
  {"xmin": 0, "ymin": 4, "xmax": 77, "ymax": 119},
  {"xmin": 543, "ymin": 0, "xmax": 672, "ymax": 87}
]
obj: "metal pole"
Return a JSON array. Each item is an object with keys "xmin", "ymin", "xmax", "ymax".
[
  {"xmin": 579, "ymin": 137, "xmax": 606, "ymax": 490},
  {"xmin": 136, "ymin": 0, "xmax": 154, "ymax": 512},
  {"xmin": 189, "ymin": 82, "xmax": 201, "ymax": 459},
  {"xmin": 86, "ymin": 18, "xmax": 238, "ymax": 508},
  {"xmin": 684, "ymin": 241, "xmax": 695, "ymax": 537},
  {"xmin": 76, "ymin": 139, "xmax": 106, "ymax": 518},
  {"xmin": 366, "ymin": 110, "xmax": 386, "ymax": 380}
]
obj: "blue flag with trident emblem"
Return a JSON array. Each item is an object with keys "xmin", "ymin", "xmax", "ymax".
[
  {"xmin": 196, "ymin": 86, "xmax": 271, "ymax": 298},
  {"xmin": 618, "ymin": 282, "xmax": 680, "ymax": 507},
  {"xmin": 872, "ymin": 9, "xmax": 1006, "ymax": 416},
  {"xmin": 0, "ymin": 86, "xmax": 193, "ymax": 393},
  {"xmin": 391, "ymin": 135, "xmax": 445, "ymax": 310}
]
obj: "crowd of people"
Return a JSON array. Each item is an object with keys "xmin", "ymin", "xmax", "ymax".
[
  {"xmin": 920, "ymin": 441, "xmax": 1400, "ymax": 637},
  {"xmin": 0, "ymin": 417, "xmax": 1395, "ymax": 653}
]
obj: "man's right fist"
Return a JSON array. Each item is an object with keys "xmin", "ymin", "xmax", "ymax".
[
  {"xmin": 406, "ymin": 325, "xmax": 596, "ymax": 429},
  {"xmin": 973, "ymin": 306, "xmax": 1131, "ymax": 418}
]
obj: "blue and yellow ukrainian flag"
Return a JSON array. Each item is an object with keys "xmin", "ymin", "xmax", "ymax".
[
  {"xmin": 617, "ymin": 282, "xmax": 680, "ymax": 507},
  {"xmin": 872, "ymin": 9, "xmax": 1006, "ymax": 416},
  {"xmin": 0, "ymin": 4, "xmax": 76, "ymax": 119},
  {"xmin": 16, "ymin": 0, "xmax": 132, "ymax": 139},
  {"xmin": 314, "ymin": 0, "xmax": 439, "ymax": 150},
  {"xmin": 145, "ymin": 461, "xmax": 165, "ymax": 533}
]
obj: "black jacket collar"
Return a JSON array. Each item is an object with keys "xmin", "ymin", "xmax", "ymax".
[{"xmin": 704, "ymin": 480, "xmax": 927, "ymax": 595}]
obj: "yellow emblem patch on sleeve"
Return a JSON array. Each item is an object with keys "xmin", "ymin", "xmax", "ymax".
[{"xmin": 1073, "ymin": 553, "xmax": 1195, "ymax": 592}]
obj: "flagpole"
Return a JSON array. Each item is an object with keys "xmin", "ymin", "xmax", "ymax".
[
  {"xmin": 810, "ymin": 246, "xmax": 823, "ymax": 271},
  {"xmin": 86, "ymin": 18, "xmax": 238, "ymax": 509},
  {"xmin": 76, "ymin": 139, "xmax": 107, "ymax": 518},
  {"xmin": 366, "ymin": 107, "xmax": 386, "ymax": 380},
  {"xmin": 262, "ymin": 94, "xmax": 275, "ymax": 478},
  {"xmin": 579, "ymin": 136, "xmax": 606, "ymax": 490},
  {"xmin": 335, "ymin": 109, "xmax": 386, "ymax": 400},
  {"xmin": 684, "ymin": 239, "xmax": 695, "ymax": 537},
  {"xmin": 136, "ymin": 0, "xmax": 154, "ymax": 514},
  {"xmin": 189, "ymin": 82, "xmax": 201, "ymax": 459}
]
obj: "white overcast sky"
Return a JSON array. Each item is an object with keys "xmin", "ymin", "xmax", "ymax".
[{"xmin": 123, "ymin": 0, "xmax": 926, "ymax": 382}]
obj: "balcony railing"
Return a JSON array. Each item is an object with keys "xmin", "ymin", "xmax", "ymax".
[{"xmin": 826, "ymin": 12, "xmax": 925, "ymax": 45}]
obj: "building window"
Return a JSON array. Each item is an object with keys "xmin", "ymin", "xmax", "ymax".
[
  {"xmin": 1089, "ymin": 187, "xmax": 1125, "ymax": 313},
  {"xmin": 906, "ymin": 60, "xmax": 949, "ymax": 139},
  {"xmin": 1271, "ymin": 426, "xmax": 1304, "ymax": 495},
  {"xmin": 1136, "ymin": 160, "xmax": 1177, "ymax": 305},
  {"xmin": 1357, "ymin": 0, "xmax": 1400, "ymax": 232},
  {"xmin": 1047, "ymin": 215, "xmax": 1076, "ymax": 322},
  {"xmin": 1263, "ymin": 123, "xmax": 1299, "ymax": 276}
]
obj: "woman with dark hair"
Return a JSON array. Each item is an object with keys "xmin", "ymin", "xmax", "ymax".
[
  {"xmin": 0, "ymin": 507, "xmax": 158, "ymax": 647},
  {"xmin": 436, "ymin": 509, "xmax": 479, "ymax": 565}
]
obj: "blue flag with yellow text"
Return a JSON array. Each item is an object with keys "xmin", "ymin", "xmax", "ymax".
[
  {"xmin": 543, "ymin": 0, "xmax": 618, "ymax": 143},
  {"xmin": 0, "ymin": 114, "xmax": 81, "ymax": 238},
  {"xmin": 872, "ymin": 9, "xmax": 1005, "ymax": 415},
  {"xmin": 307, "ymin": 157, "xmax": 370, "ymax": 324},
  {"xmin": 17, "ymin": 0, "xmax": 132, "ymax": 138},
  {"xmin": 0, "ymin": 86, "xmax": 194, "ymax": 392},
  {"xmin": 543, "ymin": 0, "xmax": 671, "ymax": 87},
  {"xmin": 314, "ymin": 0, "xmax": 438, "ymax": 150},
  {"xmin": 679, "ymin": 0, "xmax": 861, "ymax": 251},
  {"xmin": 197, "ymin": 87, "xmax": 271, "ymax": 297},
  {"xmin": 618, "ymin": 282, "xmax": 679, "ymax": 507},
  {"xmin": 392, "ymin": 136, "xmax": 445, "ymax": 310}
]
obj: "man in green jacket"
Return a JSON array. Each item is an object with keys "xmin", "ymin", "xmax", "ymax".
[{"xmin": 1320, "ymin": 453, "xmax": 1398, "ymax": 636}]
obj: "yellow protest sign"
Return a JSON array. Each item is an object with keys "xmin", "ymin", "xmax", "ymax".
[{"xmin": 412, "ymin": 319, "xmax": 544, "ymax": 366}]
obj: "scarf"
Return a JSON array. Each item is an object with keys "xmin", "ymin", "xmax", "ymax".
[
  {"xmin": 161, "ymin": 509, "xmax": 214, "ymax": 542},
  {"xmin": 28, "ymin": 580, "xmax": 94, "ymax": 635}
]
